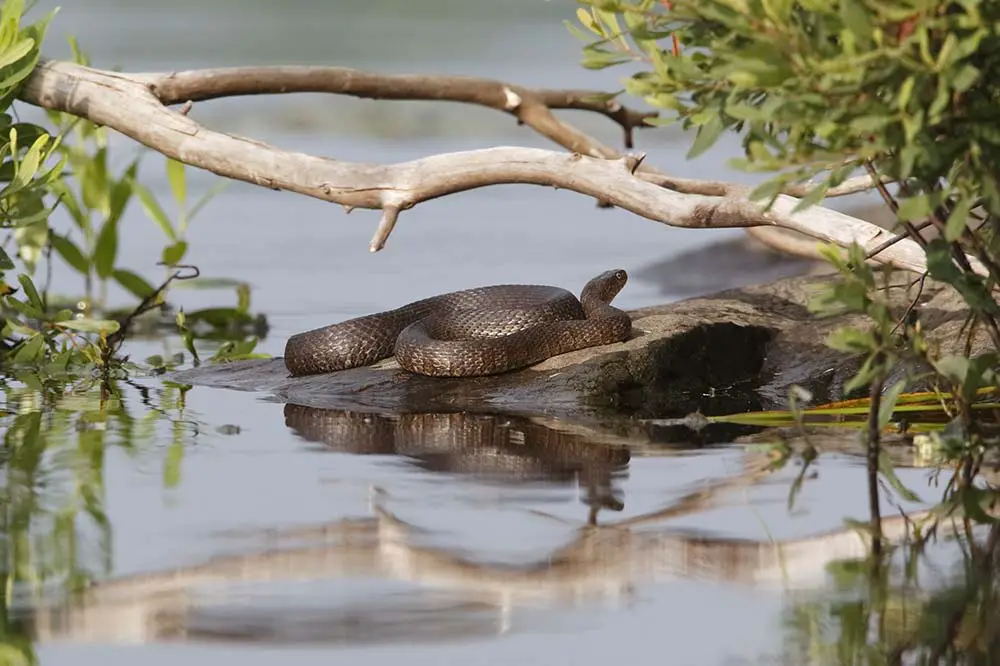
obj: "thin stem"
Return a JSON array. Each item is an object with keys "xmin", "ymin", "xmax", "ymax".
[{"xmin": 866, "ymin": 351, "xmax": 886, "ymax": 559}]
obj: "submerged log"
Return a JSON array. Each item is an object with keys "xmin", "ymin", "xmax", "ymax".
[{"xmin": 168, "ymin": 272, "xmax": 980, "ymax": 423}]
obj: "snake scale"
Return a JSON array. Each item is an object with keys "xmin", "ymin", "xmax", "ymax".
[{"xmin": 283, "ymin": 269, "xmax": 633, "ymax": 378}]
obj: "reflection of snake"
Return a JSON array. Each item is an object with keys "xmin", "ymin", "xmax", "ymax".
[
  {"xmin": 283, "ymin": 404, "xmax": 630, "ymax": 510},
  {"xmin": 284, "ymin": 269, "xmax": 633, "ymax": 378}
]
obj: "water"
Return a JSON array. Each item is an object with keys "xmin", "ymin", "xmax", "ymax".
[{"xmin": 2, "ymin": 2, "xmax": 983, "ymax": 664}]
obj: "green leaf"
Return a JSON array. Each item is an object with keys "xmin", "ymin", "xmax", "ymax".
[
  {"xmin": 877, "ymin": 450, "xmax": 921, "ymax": 503},
  {"xmin": 0, "ymin": 245, "xmax": 13, "ymax": 269},
  {"xmin": 896, "ymin": 194, "xmax": 931, "ymax": 222},
  {"xmin": 960, "ymin": 486, "xmax": 1000, "ymax": 525},
  {"xmin": 49, "ymin": 233, "xmax": 89, "ymax": 274},
  {"xmin": 166, "ymin": 158, "xmax": 187, "ymax": 209},
  {"xmin": 185, "ymin": 307, "xmax": 252, "ymax": 327},
  {"xmin": 55, "ymin": 318, "xmax": 121, "ymax": 335},
  {"xmin": 925, "ymin": 239, "xmax": 962, "ymax": 282},
  {"xmin": 748, "ymin": 176, "xmax": 787, "ymax": 203},
  {"xmin": 12, "ymin": 332, "xmax": 45, "ymax": 363},
  {"xmin": 131, "ymin": 180, "xmax": 176, "ymax": 241},
  {"xmin": 4, "ymin": 293, "xmax": 44, "ymax": 319},
  {"xmin": 161, "ymin": 240, "xmax": 188, "ymax": 266},
  {"xmin": 951, "ymin": 64, "xmax": 980, "ymax": 93},
  {"xmin": 839, "ymin": 0, "xmax": 872, "ymax": 46},
  {"xmin": 16, "ymin": 272, "xmax": 41, "ymax": 309},
  {"xmin": 826, "ymin": 326, "xmax": 877, "ymax": 353},
  {"xmin": 0, "ymin": 37, "xmax": 33, "ymax": 71},
  {"xmin": 687, "ymin": 114, "xmax": 725, "ymax": 159},
  {"xmin": 6, "ymin": 131, "xmax": 48, "ymax": 195},
  {"xmin": 172, "ymin": 276, "xmax": 246, "ymax": 290},
  {"xmin": 93, "ymin": 215, "xmax": 118, "ymax": 279},
  {"xmin": 878, "ymin": 379, "xmax": 907, "ymax": 429},
  {"xmin": 933, "ymin": 354, "xmax": 970, "ymax": 386},
  {"xmin": 580, "ymin": 45, "xmax": 631, "ymax": 70},
  {"xmin": 113, "ymin": 269, "xmax": 156, "ymax": 299},
  {"xmin": 844, "ymin": 352, "xmax": 884, "ymax": 395},
  {"xmin": 187, "ymin": 179, "xmax": 229, "ymax": 222},
  {"xmin": 944, "ymin": 196, "xmax": 972, "ymax": 242},
  {"xmin": 107, "ymin": 159, "xmax": 139, "ymax": 227},
  {"xmin": 0, "ymin": 36, "xmax": 40, "ymax": 90},
  {"xmin": 79, "ymin": 146, "xmax": 108, "ymax": 214},
  {"xmin": 897, "ymin": 76, "xmax": 916, "ymax": 111},
  {"xmin": 791, "ymin": 183, "xmax": 830, "ymax": 213}
]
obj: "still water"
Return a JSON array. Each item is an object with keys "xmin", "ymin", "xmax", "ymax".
[{"xmin": 2, "ymin": 2, "xmax": 970, "ymax": 665}]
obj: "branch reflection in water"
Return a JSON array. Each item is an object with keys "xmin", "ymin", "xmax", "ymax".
[{"xmin": 23, "ymin": 406, "xmax": 987, "ymax": 651}]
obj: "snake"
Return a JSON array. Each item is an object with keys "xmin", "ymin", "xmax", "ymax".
[{"xmin": 283, "ymin": 269, "xmax": 633, "ymax": 378}]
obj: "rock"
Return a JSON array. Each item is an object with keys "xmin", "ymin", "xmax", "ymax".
[{"xmin": 167, "ymin": 271, "xmax": 980, "ymax": 431}]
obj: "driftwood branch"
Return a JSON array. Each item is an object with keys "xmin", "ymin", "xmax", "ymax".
[
  {"xmin": 18, "ymin": 59, "xmax": 981, "ymax": 276},
  {"xmin": 143, "ymin": 66, "xmax": 658, "ymax": 152}
]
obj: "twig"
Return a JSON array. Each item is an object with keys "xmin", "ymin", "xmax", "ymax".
[
  {"xmin": 866, "ymin": 220, "xmax": 934, "ymax": 261},
  {"xmin": 890, "ymin": 272, "xmax": 928, "ymax": 337},
  {"xmin": 641, "ymin": 172, "xmax": 890, "ymax": 199},
  {"xmin": 371, "ymin": 206, "xmax": 401, "ymax": 253},
  {"xmin": 102, "ymin": 263, "xmax": 200, "ymax": 364}
]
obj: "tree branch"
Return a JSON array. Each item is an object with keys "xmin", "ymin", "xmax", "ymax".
[
  {"xmin": 141, "ymin": 64, "xmax": 887, "ymax": 258},
  {"xmin": 142, "ymin": 65, "xmax": 657, "ymax": 151},
  {"xmin": 19, "ymin": 59, "xmax": 983, "ymax": 276},
  {"xmin": 641, "ymin": 173, "xmax": 891, "ymax": 199}
]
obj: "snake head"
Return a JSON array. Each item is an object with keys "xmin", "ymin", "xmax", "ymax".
[{"xmin": 581, "ymin": 269, "xmax": 629, "ymax": 304}]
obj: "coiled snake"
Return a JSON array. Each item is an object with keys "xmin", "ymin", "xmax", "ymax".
[{"xmin": 283, "ymin": 269, "xmax": 632, "ymax": 378}]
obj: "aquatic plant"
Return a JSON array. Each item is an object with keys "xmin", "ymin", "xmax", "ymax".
[{"xmin": 0, "ymin": 3, "xmax": 266, "ymax": 383}]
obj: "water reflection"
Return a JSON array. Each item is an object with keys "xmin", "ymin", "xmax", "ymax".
[
  {"xmin": 3, "ymin": 379, "xmax": 999, "ymax": 660},
  {"xmin": 20, "ymin": 473, "xmax": 994, "ymax": 653},
  {"xmin": 0, "ymin": 373, "xmax": 200, "ymax": 661},
  {"xmin": 284, "ymin": 405, "xmax": 631, "ymax": 516}
]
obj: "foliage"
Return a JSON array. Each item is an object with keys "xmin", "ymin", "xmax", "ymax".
[
  {"xmin": 571, "ymin": 0, "xmax": 1000, "ymax": 209},
  {"xmin": 571, "ymin": 0, "xmax": 1000, "ymax": 657},
  {"xmin": 0, "ymin": 6, "xmax": 267, "ymax": 381},
  {"xmin": 570, "ymin": 1, "xmax": 1000, "ymax": 470},
  {"xmin": 570, "ymin": 0, "xmax": 1000, "ymax": 345}
]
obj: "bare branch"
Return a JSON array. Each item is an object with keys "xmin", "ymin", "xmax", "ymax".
[
  {"xmin": 638, "ymin": 172, "xmax": 891, "ymax": 199},
  {"xmin": 141, "ymin": 65, "xmax": 657, "ymax": 150},
  {"xmin": 140, "ymin": 63, "xmax": 890, "ymax": 261},
  {"xmin": 372, "ymin": 206, "xmax": 401, "ymax": 253},
  {"xmin": 19, "ymin": 59, "xmax": 983, "ymax": 277}
]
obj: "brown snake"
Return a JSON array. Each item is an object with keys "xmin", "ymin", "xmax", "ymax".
[{"xmin": 283, "ymin": 269, "xmax": 632, "ymax": 378}]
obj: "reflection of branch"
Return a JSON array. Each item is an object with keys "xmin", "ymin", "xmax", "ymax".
[
  {"xmin": 30, "ymin": 469, "xmax": 995, "ymax": 647},
  {"xmin": 20, "ymin": 60, "xmax": 974, "ymax": 274},
  {"xmin": 611, "ymin": 453, "xmax": 777, "ymax": 528}
]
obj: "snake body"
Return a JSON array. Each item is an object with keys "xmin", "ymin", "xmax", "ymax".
[{"xmin": 283, "ymin": 269, "xmax": 632, "ymax": 378}]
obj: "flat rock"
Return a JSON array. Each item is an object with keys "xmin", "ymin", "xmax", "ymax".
[{"xmin": 168, "ymin": 271, "xmax": 980, "ymax": 426}]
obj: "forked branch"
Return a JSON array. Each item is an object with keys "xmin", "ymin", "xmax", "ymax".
[
  {"xmin": 143, "ymin": 65, "xmax": 658, "ymax": 152},
  {"xmin": 18, "ymin": 59, "xmax": 983, "ymax": 276}
]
